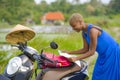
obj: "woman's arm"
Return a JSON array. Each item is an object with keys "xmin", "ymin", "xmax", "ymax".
[{"xmin": 69, "ymin": 28, "xmax": 100, "ymax": 61}]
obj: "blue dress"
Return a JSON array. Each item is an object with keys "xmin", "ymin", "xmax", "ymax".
[{"xmin": 82, "ymin": 24, "xmax": 120, "ymax": 80}]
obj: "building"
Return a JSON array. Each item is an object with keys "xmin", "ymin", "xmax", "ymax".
[{"xmin": 41, "ymin": 11, "xmax": 64, "ymax": 25}]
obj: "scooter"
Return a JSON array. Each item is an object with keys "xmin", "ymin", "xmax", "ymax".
[
  {"xmin": 1, "ymin": 24, "xmax": 89, "ymax": 80},
  {"xmin": 0, "ymin": 41, "xmax": 89, "ymax": 80}
]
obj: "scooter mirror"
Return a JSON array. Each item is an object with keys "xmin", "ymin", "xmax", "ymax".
[{"xmin": 50, "ymin": 41, "xmax": 58, "ymax": 49}]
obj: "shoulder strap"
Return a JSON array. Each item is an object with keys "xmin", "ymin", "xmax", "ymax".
[
  {"xmin": 88, "ymin": 24, "xmax": 102, "ymax": 33},
  {"xmin": 82, "ymin": 24, "xmax": 93, "ymax": 38},
  {"xmin": 87, "ymin": 24, "xmax": 93, "ymax": 33}
]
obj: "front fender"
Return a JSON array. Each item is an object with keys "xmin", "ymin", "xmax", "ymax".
[{"xmin": 0, "ymin": 74, "xmax": 10, "ymax": 80}]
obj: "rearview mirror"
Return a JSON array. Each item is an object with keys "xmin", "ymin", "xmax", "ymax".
[{"xmin": 50, "ymin": 41, "xmax": 58, "ymax": 49}]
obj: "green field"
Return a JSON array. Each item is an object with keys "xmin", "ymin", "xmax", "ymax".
[{"xmin": 0, "ymin": 28, "xmax": 119, "ymax": 80}]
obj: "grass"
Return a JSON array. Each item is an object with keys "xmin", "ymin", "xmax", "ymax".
[
  {"xmin": 84, "ymin": 15, "xmax": 120, "ymax": 28},
  {"xmin": 0, "ymin": 22, "xmax": 14, "ymax": 29},
  {"xmin": 0, "ymin": 33, "xmax": 7, "ymax": 42},
  {"xmin": 29, "ymin": 32, "xmax": 83, "ymax": 53}
]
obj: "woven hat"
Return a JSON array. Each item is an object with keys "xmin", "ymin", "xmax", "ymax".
[{"xmin": 6, "ymin": 24, "xmax": 35, "ymax": 44}]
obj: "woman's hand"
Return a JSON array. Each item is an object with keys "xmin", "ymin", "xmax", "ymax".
[
  {"xmin": 68, "ymin": 57, "xmax": 78, "ymax": 62},
  {"xmin": 62, "ymin": 50, "xmax": 69, "ymax": 53},
  {"xmin": 61, "ymin": 50, "xmax": 71, "ymax": 54}
]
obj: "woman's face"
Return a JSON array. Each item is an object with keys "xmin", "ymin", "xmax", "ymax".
[{"xmin": 71, "ymin": 21, "xmax": 84, "ymax": 32}]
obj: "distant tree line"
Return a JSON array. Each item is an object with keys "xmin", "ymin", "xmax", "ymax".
[{"xmin": 0, "ymin": 0, "xmax": 119, "ymax": 25}]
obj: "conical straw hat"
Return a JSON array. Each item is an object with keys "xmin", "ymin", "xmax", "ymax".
[{"xmin": 6, "ymin": 24, "xmax": 35, "ymax": 44}]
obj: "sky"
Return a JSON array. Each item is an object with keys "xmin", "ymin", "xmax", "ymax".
[{"xmin": 34, "ymin": 0, "xmax": 111, "ymax": 4}]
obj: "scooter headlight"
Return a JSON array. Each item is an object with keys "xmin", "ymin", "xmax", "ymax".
[{"xmin": 6, "ymin": 57, "xmax": 22, "ymax": 75}]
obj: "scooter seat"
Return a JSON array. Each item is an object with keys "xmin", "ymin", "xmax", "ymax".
[{"xmin": 37, "ymin": 63, "xmax": 81, "ymax": 80}]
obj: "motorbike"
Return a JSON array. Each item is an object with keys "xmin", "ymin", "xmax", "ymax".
[
  {"xmin": 0, "ymin": 24, "xmax": 89, "ymax": 80},
  {"xmin": 0, "ymin": 41, "xmax": 89, "ymax": 80}
]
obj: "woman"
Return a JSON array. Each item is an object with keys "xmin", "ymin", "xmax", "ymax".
[{"xmin": 63, "ymin": 13, "xmax": 120, "ymax": 80}]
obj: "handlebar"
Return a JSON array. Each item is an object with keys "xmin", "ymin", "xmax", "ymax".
[
  {"xmin": 11, "ymin": 42, "xmax": 57, "ymax": 68},
  {"xmin": 33, "ymin": 53, "xmax": 56, "ymax": 69},
  {"xmin": 41, "ymin": 53, "xmax": 54, "ymax": 63},
  {"xmin": 33, "ymin": 54, "xmax": 54, "ymax": 63}
]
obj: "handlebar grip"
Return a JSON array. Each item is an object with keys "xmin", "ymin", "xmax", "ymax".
[
  {"xmin": 44, "ymin": 57, "xmax": 54, "ymax": 63},
  {"xmin": 33, "ymin": 54, "xmax": 54, "ymax": 63},
  {"xmin": 40, "ymin": 53, "xmax": 54, "ymax": 63},
  {"xmin": 33, "ymin": 54, "xmax": 39, "ymax": 60}
]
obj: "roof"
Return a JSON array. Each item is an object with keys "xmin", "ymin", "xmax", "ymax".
[{"xmin": 42, "ymin": 12, "xmax": 64, "ymax": 20}]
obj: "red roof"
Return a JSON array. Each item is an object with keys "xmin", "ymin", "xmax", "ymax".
[{"xmin": 43, "ymin": 12, "xmax": 64, "ymax": 20}]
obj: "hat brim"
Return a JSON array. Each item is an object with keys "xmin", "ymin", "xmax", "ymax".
[{"xmin": 6, "ymin": 24, "xmax": 35, "ymax": 44}]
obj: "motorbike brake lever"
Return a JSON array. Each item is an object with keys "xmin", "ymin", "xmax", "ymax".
[
  {"xmin": 40, "ymin": 54, "xmax": 54, "ymax": 63},
  {"xmin": 44, "ymin": 57, "xmax": 54, "ymax": 63}
]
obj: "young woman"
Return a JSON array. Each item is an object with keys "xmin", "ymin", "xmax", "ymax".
[{"xmin": 63, "ymin": 13, "xmax": 120, "ymax": 80}]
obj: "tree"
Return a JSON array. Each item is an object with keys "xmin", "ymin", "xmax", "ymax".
[
  {"xmin": 86, "ymin": 5, "xmax": 95, "ymax": 15},
  {"xmin": 108, "ymin": 0, "xmax": 120, "ymax": 14},
  {"xmin": 0, "ymin": 0, "xmax": 35, "ymax": 24}
]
